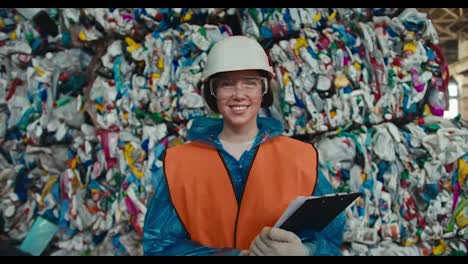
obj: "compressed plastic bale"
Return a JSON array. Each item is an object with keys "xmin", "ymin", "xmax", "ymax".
[
  {"xmin": 316, "ymin": 109, "xmax": 466, "ymax": 254},
  {"xmin": 261, "ymin": 9, "xmax": 449, "ymax": 136},
  {"xmin": 241, "ymin": 8, "xmax": 340, "ymax": 42},
  {"xmin": 316, "ymin": 136, "xmax": 357, "ymax": 170},
  {"xmin": 83, "ymin": 23, "xmax": 231, "ymax": 133},
  {"xmin": 2, "ymin": 9, "xmax": 221, "ymax": 255},
  {"xmin": 313, "ymin": 116, "xmax": 467, "ymax": 255}
]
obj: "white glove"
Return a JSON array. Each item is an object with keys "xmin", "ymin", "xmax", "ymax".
[
  {"xmin": 249, "ymin": 227, "xmax": 309, "ymax": 256},
  {"xmin": 238, "ymin": 250, "xmax": 249, "ymax": 256}
]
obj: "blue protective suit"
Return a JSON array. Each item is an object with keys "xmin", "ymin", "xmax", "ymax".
[{"xmin": 142, "ymin": 116, "xmax": 345, "ymax": 256}]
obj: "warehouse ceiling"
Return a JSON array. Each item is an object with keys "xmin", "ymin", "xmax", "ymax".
[{"xmin": 418, "ymin": 8, "xmax": 468, "ymax": 66}]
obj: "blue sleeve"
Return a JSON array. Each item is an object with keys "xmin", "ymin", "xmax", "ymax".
[
  {"xmin": 142, "ymin": 165, "xmax": 242, "ymax": 256},
  {"xmin": 299, "ymin": 170, "xmax": 346, "ymax": 256}
]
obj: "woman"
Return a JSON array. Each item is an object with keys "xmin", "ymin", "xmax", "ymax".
[{"xmin": 142, "ymin": 35, "xmax": 345, "ymax": 256}]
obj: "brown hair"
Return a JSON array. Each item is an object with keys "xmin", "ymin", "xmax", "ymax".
[{"xmin": 202, "ymin": 70, "xmax": 274, "ymax": 113}]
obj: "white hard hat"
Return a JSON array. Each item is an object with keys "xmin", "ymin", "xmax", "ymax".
[{"xmin": 201, "ymin": 35, "xmax": 274, "ymax": 81}]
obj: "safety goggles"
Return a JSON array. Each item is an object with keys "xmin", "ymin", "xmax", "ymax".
[{"xmin": 209, "ymin": 76, "xmax": 268, "ymax": 99}]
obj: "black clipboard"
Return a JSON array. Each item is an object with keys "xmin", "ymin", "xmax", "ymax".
[{"xmin": 275, "ymin": 192, "xmax": 361, "ymax": 234}]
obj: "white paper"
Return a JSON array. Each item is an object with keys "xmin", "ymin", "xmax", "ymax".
[{"xmin": 274, "ymin": 196, "xmax": 315, "ymax": 228}]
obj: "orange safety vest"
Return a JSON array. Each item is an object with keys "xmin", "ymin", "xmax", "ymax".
[{"xmin": 164, "ymin": 136, "xmax": 318, "ymax": 250}]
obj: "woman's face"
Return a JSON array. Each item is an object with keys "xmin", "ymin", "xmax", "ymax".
[{"xmin": 213, "ymin": 70, "xmax": 265, "ymax": 129}]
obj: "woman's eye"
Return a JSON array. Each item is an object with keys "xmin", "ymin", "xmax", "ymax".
[
  {"xmin": 245, "ymin": 81, "xmax": 258, "ymax": 86},
  {"xmin": 219, "ymin": 81, "xmax": 233, "ymax": 87}
]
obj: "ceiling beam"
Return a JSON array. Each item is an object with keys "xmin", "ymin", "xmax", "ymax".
[
  {"xmin": 435, "ymin": 24, "xmax": 458, "ymax": 39},
  {"xmin": 439, "ymin": 37, "xmax": 453, "ymax": 43},
  {"xmin": 449, "ymin": 57, "xmax": 468, "ymax": 75},
  {"xmin": 461, "ymin": 24, "xmax": 468, "ymax": 32},
  {"xmin": 442, "ymin": 8, "xmax": 459, "ymax": 19},
  {"xmin": 459, "ymin": 35, "xmax": 468, "ymax": 61},
  {"xmin": 432, "ymin": 18, "xmax": 468, "ymax": 23},
  {"xmin": 427, "ymin": 8, "xmax": 436, "ymax": 16},
  {"xmin": 436, "ymin": 12, "xmax": 451, "ymax": 20},
  {"xmin": 445, "ymin": 21, "xmax": 456, "ymax": 30}
]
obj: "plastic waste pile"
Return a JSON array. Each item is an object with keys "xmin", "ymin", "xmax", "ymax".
[
  {"xmin": 0, "ymin": 8, "xmax": 466, "ymax": 256},
  {"xmin": 0, "ymin": 8, "xmax": 232, "ymax": 256},
  {"xmin": 244, "ymin": 8, "xmax": 446, "ymax": 136},
  {"xmin": 242, "ymin": 8, "xmax": 404, "ymax": 43},
  {"xmin": 242, "ymin": 8, "xmax": 467, "ymax": 255},
  {"xmin": 314, "ymin": 116, "xmax": 467, "ymax": 256}
]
